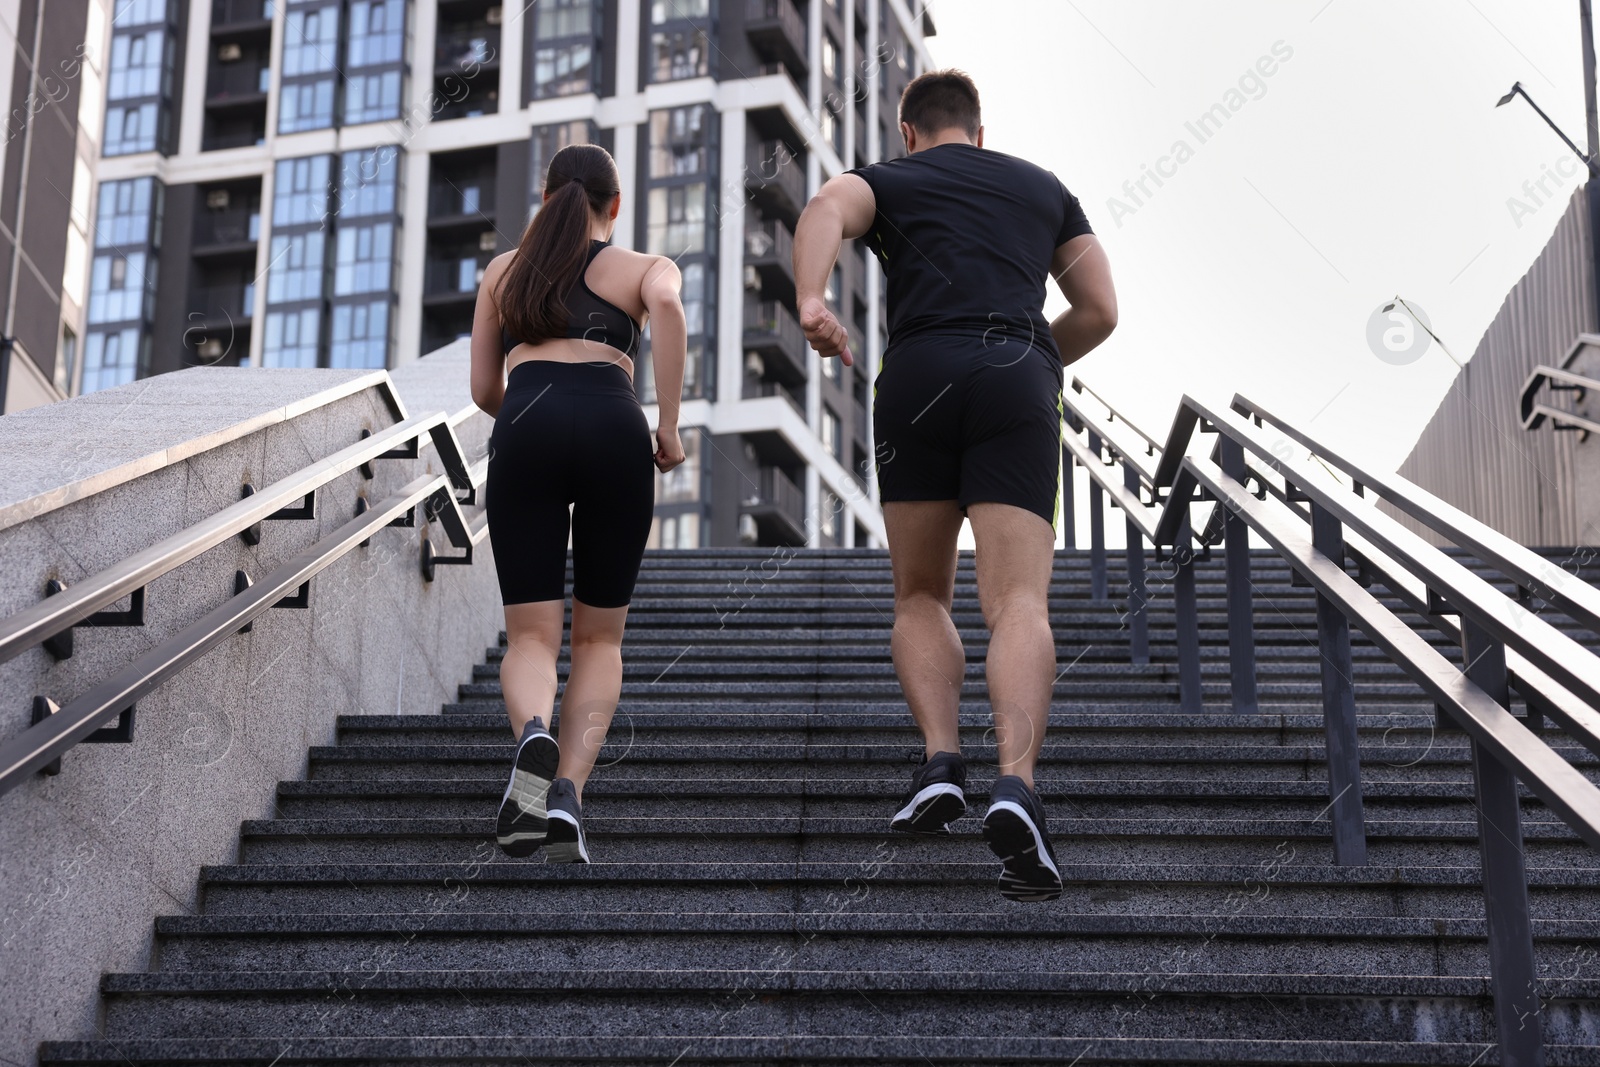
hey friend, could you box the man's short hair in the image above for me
[899,69,981,138]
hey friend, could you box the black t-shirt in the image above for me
[847,142,1093,360]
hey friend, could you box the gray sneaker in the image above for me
[495,722,558,858]
[544,777,590,864]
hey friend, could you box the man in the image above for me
[792,69,1117,902]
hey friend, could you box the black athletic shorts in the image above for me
[872,334,1064,528]
[485,360,656,608]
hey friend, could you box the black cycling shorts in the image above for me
[872,334,1064,528]
[485,360,656,608]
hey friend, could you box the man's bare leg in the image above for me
[882,500,967,758]
[967,502,1057,786]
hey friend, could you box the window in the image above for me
[266,232,326,303]
[278,79,335,132]
[649,104,710,177]
[656,428,701,502]
[81,327,142,393]
[347,0,404,66]
[653,511,701,550]
[112,0,169,26]
[263,308,321,367]
[104,102,157,155]
[682,262,705,336]
[651,27,707,81]
[539,0,593,35]
[273,156,332,225]
[651,0,708,21]
[339,147,400,217]
[822,34,840,88]
[88,252,152,323]
[330,300,389,367]
[283,6,338,75]
[333,222,393,294]
[95,178,156,248]
[821,406,841,459]
[819,491,841,545]
[344,70,401,125]
[108,30,164,99]
[646,183,705,255]
[533,41,594,98]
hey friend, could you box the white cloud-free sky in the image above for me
[925,0,1590,471]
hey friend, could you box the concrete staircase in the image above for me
[40,548,1600,1065]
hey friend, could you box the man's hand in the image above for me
[654,425,686,473]
[799,297,853,367]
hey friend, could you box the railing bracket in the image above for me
[358,429,377,479]
[41,579,146,660]
[388,505,416,528]
[377,436,420,460]
[32,696,135,775]
[355,496,373,546]
[421,537,472,583]
[268,490,316,521]
[275,580,310,609]
[234,570,254,632]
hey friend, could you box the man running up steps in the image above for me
[792,69,1118,902]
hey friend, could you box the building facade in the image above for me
[0,0,107,411]
[78,0,937,547]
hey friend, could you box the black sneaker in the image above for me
[544,777,590,864]
[890,751,968,834]
[982,775,1062,902]
[495,722,558,858]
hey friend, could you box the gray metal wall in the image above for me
[1390,187,1600,547]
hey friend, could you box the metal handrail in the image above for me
[1519,363,1600,434]
[1233,392,1600,635]
[1069,376,1163,453]
[1060,381,1600,1066]
[0,412,475,665]
[0,472,469,795]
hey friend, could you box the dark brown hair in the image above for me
[497,144,621,345]
[899,68,982,138]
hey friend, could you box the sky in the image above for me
[923,0,1592,546]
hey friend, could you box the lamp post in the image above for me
[1496,1,1600,327]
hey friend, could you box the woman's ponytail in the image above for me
[497,144,621,346]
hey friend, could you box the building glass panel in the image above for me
[530,0,598,99]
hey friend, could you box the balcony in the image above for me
[436,29,499,73]
[188,283,256,331]
[210,0,273,37]
[424,253,487,304]
[745,139,807,226]
[205,58,270,106]
[743,299,807,386]
[192,207,260,254]
[744,218,795,305]
[745,0,807,82]
[742,376,804,417]
[740,465,806,546]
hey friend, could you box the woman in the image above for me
[470,144,686,862]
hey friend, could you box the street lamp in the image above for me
[1495,80,1600,178]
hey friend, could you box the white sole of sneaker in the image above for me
[544,808,590,864]
[983,799,1062,902]
[890,782,967,834]
[495,730,559,856]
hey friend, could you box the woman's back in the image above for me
[494,241,659,373]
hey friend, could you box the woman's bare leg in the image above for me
[501,600,565,739]
[554,598,630,797]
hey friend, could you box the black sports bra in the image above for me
[501,240,641,360]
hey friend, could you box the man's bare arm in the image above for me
[793,173,876,367]
[1049,234,1117,367]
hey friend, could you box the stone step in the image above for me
[89,969,1600,1044]
[41,1033,1600,1065]
[146,912,1600,976]
[229,825,1600,869]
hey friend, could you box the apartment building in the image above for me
[0,0,108,411]
[80,0,936,547]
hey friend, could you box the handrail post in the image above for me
[1219,438,1259,713]
[1061,441,1076,550]
[1123,465,1149,665]
[1309,501,1368,865]
[1172,512,1203,713]
[1088,432,1107,601]
[1461,617,1545,1066]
